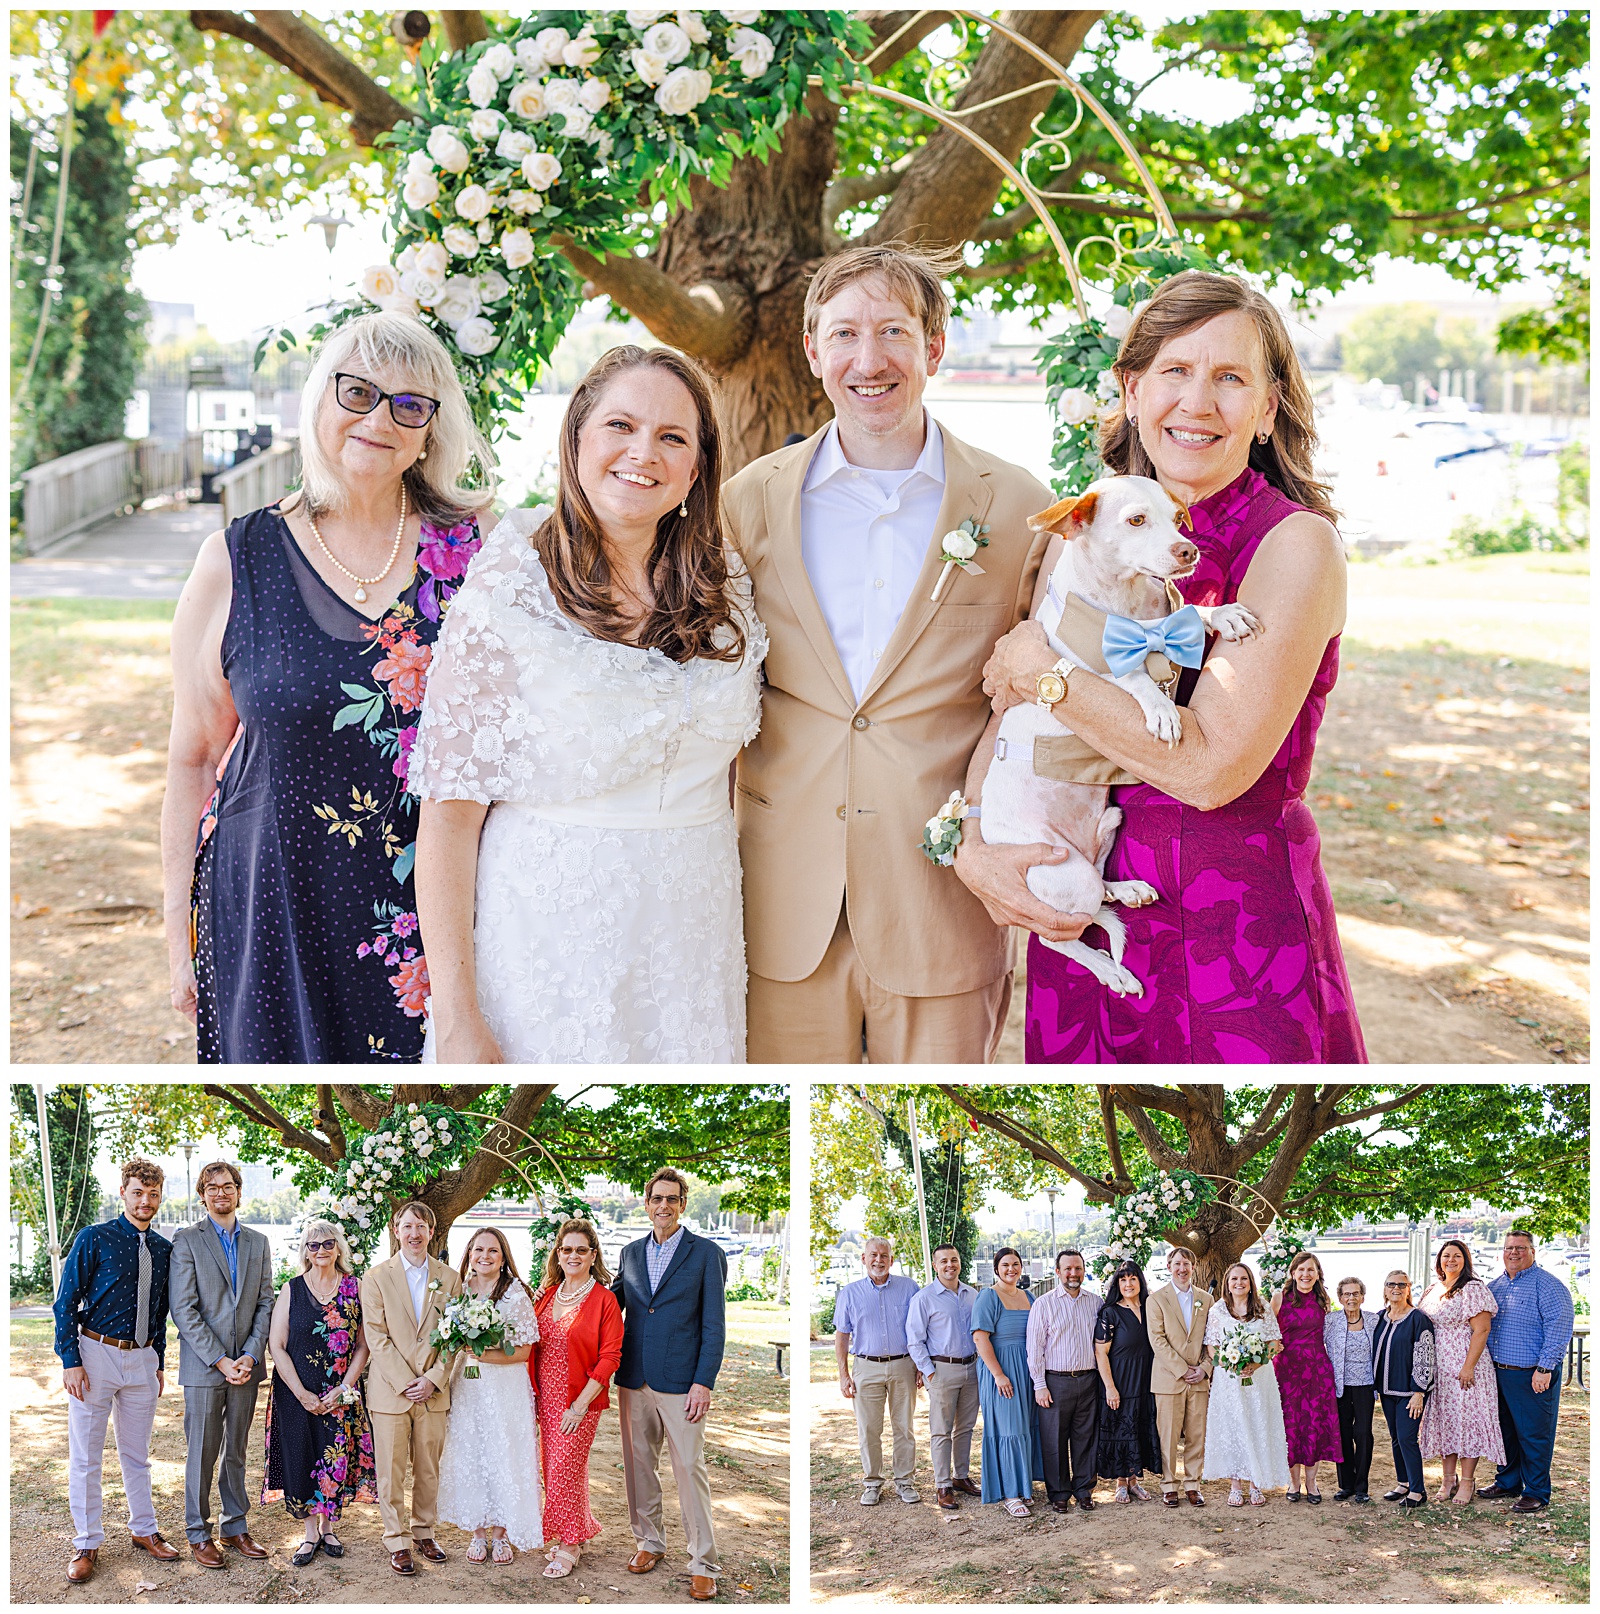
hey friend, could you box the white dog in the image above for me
[980,476,1261,996]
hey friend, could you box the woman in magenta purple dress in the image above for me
[1271,1252,1344,1501]
[979,271,1365,1062]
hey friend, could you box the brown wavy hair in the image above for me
[1221,1261,1267,1321]
[538,1217,613,1293]
[1434,1237,1476,1298]
[536,344,744,664]
[1100,270,1337,522]
[1281,1250,1333,1313]
[458,1226,534,1308]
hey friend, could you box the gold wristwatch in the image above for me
[1035,658,1074,713]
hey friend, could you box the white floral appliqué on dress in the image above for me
[408,507,767,1062]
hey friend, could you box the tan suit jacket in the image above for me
[1148,1282,1215,1396]
[360,1254,462,1415]
[723,422,1052,995]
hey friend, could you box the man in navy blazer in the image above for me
[612,1167,727,1602]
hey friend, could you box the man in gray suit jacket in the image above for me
[168,1162,274,1568]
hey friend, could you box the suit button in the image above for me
[648,1308,654,1314]
[852,715,869,731]
[836,805,847,820]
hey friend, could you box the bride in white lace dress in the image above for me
[1202,1262,1292,1503]
[410,347,765,1062]
[436,1231,543,1559]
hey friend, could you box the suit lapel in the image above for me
[653,1230,696,1299]
[200,1220,236,1298]
[857,429,994,706]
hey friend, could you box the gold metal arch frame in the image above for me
[826,10,1183,319]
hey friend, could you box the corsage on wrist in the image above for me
[920,791,979,867]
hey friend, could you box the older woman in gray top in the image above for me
[1324,1276,1382,1502]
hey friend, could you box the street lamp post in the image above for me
[180,1141,197,1224]
[1045,1186,1059,1266]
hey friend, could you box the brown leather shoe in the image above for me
[690,1575,717,1601]
[390,1549,416,1575]
[131,1531,181,1561]
[937,1487,960,1511]
[1076,1496,1096,1512]
[952,1476,981,1496]
[1050,1499,1070,1514]
[627,1549,665,1574]
[413,1538,447,1563]
[66,1549,98,1584]
[223,1532,268,1559]
[191,1539,226,1569]
[1162,1491,1181,1508]
[1187,1489,1206,1507]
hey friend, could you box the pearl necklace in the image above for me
[307,484,408,603]
[556,1276,596,1306]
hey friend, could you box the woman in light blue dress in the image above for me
[972,1248,1045,1516]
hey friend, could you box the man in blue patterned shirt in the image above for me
[1477,1229,1576,1513]
[53,1158,183,1585]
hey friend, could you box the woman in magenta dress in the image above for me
[1417,1238,1502,1504]
[979,270,1365,1062]
[1271,1252,1344,1501]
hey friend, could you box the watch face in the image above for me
[1037,672,1066,704]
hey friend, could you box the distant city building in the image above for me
[146,301,197,345]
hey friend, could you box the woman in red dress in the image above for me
[530,1217,624,1579]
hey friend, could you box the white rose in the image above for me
[476,218,495,243]
[404,151,434,182]
[435,275,482,325]
[476,268,511,301]
[521,150,563,190]
[543,76,581,113]
[627,8,671,24]
[442,223,480,258]
[578,76,612,112]
[414,240,449,280]
[943,530,978,561]
[534,26,570,65]
[466,63,499,108]
[1056,385,1097,426]
[468,107,505,142]
[454,182,491,221]
[563,30,602,68]
[440,1133,453,1145]
[641,20,692,63]
[655,64,711,115]
[376,290,420,317]
[728,25,775,77]
[427,126,471,172]
[482,40,516,80]
[507,78,547,120]
[493,130,534,165]
[500,228,536,268]
[395,243,419,274]
[630,48,670,86]
[678,9,710,44]
[402,171,440,209]
[418,1141,434,1157]
[560,106,594,139]
[514,37,548,74]
[1103,303,1134,339]
[505,188,543,215]
[720,8,761,22]
[359,263,400,303]
[398,266,442,304]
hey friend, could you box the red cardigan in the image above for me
[530,1283,625,1411]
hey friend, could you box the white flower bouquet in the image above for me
[1214,1322,1263,1388]
[430,1292,508,1379]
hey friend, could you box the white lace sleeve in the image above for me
[1203,1302,1227,1348]
[498,1282,540,1348]
[1260,1309,1283,1344]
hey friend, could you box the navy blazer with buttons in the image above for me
[611,1226,728,1395]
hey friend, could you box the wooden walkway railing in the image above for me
[215,441,302,527]
[20,435,204,554]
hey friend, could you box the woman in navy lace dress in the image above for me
[160,312,492,1061]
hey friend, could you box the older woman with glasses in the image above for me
[262,1220,376,1564]
[162,310,495,1062]
[1371,1271,1436,1509]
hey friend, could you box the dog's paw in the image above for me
[1105,880,1159,908]
[1103,962,1145,998]
[1209,603,1261,641]
[1141,698,1183,745]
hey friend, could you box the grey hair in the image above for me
[863,1236,894,1254]
[1337,1275,1367,1298]
[299,1217,354,1278]
[288,310,498,524]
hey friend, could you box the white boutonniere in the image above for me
[427,1278,442,1293]
[931,517,991,602]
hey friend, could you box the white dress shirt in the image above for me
[402,1252,429,1325]
[799,414,947,703]
[1175,1283,1195,1330]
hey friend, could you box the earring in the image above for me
[419,447,428,460]
[679,499,689,517]
[1256,431,1269,444]
[1127,414,1137,428]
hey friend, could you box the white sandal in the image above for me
[491,1537,514,1565]
[467,1537,489,1564]
[544,1544,580,1578]
[1004,1498,1031,1518]
[1228,1484,1245,1507]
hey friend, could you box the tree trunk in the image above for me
[1165,1201,1273,1297]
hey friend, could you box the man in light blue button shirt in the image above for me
[906,1245,980,1510]
[833,1237,921,1505]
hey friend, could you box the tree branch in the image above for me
[439,11,488,52]
[454,1084,558,1206]
[856,10,958,74]
[1330,1087,1430,1128]
[553,234,755,370]
[823,159,911,236]
[1395,171,1589,222]
[1108,1092,1185,1172]
[330,1084,391,1131]
[200,1084,339,1167]
[962,248,1048,282]
[939,1085,1117,1203]
[314,1084,347,1159]
[1233,1085,1297,1159]
[1097,1085,1130,1188]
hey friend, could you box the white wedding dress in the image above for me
[409,507,767,1062]
[1200,1303,1292,1488]
[436,1282,544,1550]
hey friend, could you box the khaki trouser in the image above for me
[851,1355,919,1486]
[619,1386,721,1578]
[747,906,1012,1064]
[923,1361,979,1488]
[371,1402,448,1552]
[68,1334,160,1550]
[1155,1383,1210,1492]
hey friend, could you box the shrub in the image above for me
[1448,510,1586,556]
[816,1294,836,1336]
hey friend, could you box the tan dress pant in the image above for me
[371,1401,448,1552]
[619,1386,721,1578]
[1155,1383,1210,1492]
[924,1361,980,1488]
[851,1356,919,1486]
[747,905,1012,1063]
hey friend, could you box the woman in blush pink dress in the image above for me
[530,1218,624,1579]
[1418,1238,1502,1504]
[1271,1253,1343,1501]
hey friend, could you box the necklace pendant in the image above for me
[353,585,368,603]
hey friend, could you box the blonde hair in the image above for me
[299,1218,354,1277]
[803,241,964,345]
[289,310,497,524]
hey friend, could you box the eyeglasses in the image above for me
[1383,1280,1409,1289]
[334,372,441,429]
[305,1239,337,1254]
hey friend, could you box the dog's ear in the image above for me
[1171,497,1194,532]
[1028,490,1099,536]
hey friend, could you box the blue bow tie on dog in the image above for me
[1101,604,1206,678]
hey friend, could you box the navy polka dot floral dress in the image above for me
[191,505,481,1062]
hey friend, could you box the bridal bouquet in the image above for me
[1214,1323,1264,1388]
[430,1293,507,1379]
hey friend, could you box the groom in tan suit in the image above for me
[360,1201,461,1574]
[723,242,1077,1063]
[1148,1247,1214,1505]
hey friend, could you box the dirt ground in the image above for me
[808,1345,1591,1604]
[9,557,1590,1065]
[8,1314,789,1605]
